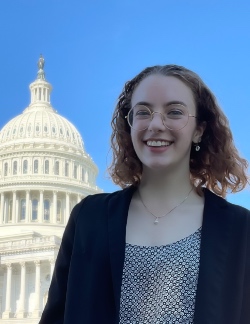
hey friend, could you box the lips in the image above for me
[146,140,173,147]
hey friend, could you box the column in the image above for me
[12,191,16,224]
[2,263,12,319]
[39,190,44,222]
[65,192,70,223]
[17,262,26,318]
[25,190,30,223]
[50,259,55,281]
[77,194,81,203]
[15,197,19,223]
[32,260,41,317]
[4,199,7,223]
[0,192,4,224]
[53,191,57,224]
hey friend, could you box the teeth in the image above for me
[147,141,172,147]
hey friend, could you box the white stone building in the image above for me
[0,57,101,323]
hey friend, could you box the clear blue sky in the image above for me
[0,0,249,208]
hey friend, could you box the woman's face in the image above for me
[130,74,204,173]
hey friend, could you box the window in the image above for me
[65,162,69,177]
[32,199,38,220]
[57,200,61,222]
[20,199,26,220]
[81,167,85,181]
[4,163,8,176]
[13,161,17,175]
[45,160,49,174]
[34,160,38,173]
[44,200,50,221]
[55,161,59,175]
[23,160,28,174]
[74,165,77,179]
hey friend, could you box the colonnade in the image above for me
[0,190,83,225]
[1,259,55,319]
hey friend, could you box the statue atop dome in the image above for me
[37,54,45,80]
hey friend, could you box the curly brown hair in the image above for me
[109,65,249,197]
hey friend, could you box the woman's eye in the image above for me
[167,109,184,117]
[136,110,151,116]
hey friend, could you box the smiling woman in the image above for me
[39,65,250,324]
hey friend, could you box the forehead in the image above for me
[131,74,195,108]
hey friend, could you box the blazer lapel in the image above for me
[194,189,233,324]
[107,186,137,318]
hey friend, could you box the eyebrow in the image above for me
[134,100,187,107]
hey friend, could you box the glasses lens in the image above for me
[127,105,152,130]
[163,104,189,130]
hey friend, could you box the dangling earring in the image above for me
[195,144,200,151]
[194,139,201,151]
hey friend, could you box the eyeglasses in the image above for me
[125,104,197,131]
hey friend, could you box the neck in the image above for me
[139,166,193,200]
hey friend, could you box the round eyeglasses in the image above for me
[125,104,197,131]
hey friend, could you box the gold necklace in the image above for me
[138,187,194,225]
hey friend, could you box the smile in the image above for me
[146,140,173,147]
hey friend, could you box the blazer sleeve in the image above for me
[39,199,84,324]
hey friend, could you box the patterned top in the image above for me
[119,227,202,324]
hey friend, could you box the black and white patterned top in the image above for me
[119,227,202,324]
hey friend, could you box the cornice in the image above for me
[0,235,61,256]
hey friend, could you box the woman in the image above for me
[39,65,249,324]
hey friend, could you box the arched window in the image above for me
[74,165,77,179]
[9,200,13,222]
[4,163,8,176]
[45,160,49,174]
[23,160,28,174]
[20,199,26,220]
[57,200,62,222]
[13,161,17,175]
[65,162,69,177]
[44,199,50,221]
[34,160,39,174]
[55,161,59,175]
[32,199,38,220]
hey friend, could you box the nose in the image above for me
[148,112,166,132]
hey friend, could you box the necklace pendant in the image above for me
[154,217,159,225]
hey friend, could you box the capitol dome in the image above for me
[0,56,101,323]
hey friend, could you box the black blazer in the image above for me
[39,187,250,324]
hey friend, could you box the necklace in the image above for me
[138,187,194,225]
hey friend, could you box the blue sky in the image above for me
[0,0,249,208]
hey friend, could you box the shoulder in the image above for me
[70,185,136,221]
[204,188,250,219]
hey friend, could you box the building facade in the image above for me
[0,57,101,323]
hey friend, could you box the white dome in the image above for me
[0,105,84,151]
[0,78,84,152]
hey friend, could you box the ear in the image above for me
[193,121,206,143]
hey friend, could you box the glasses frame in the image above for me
[125,104,197,131]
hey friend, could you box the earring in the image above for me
[195,144,200,152]
[194,139,201,151]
